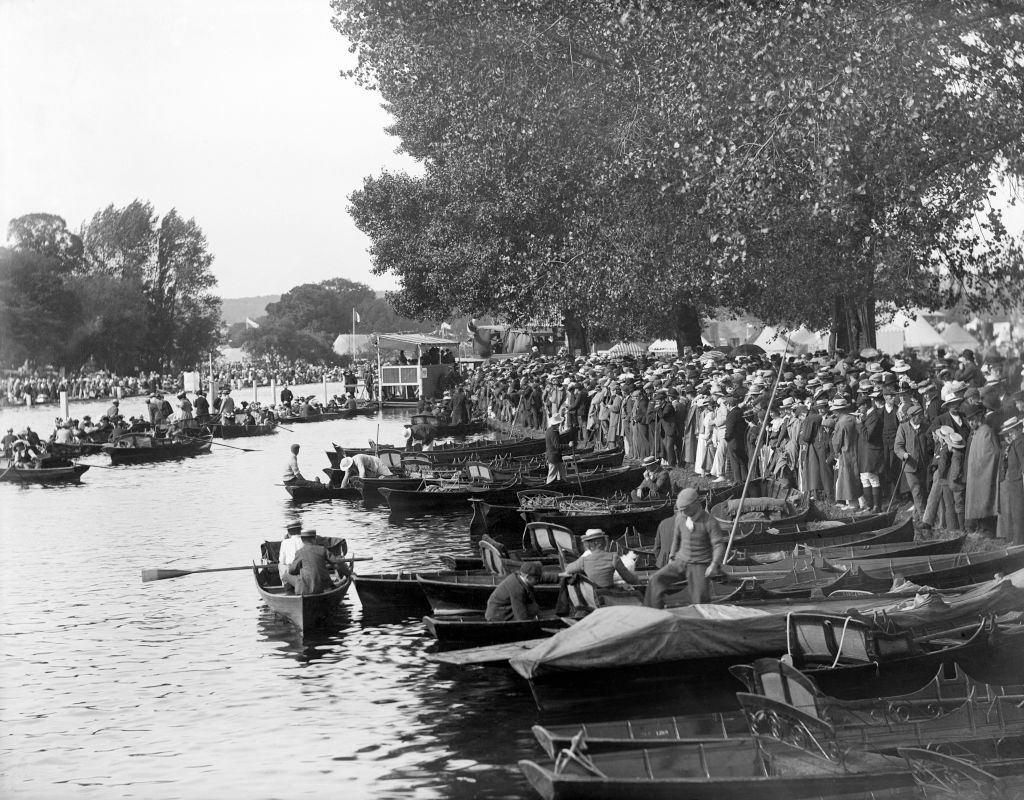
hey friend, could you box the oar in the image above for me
[188,436,259,453]
[142,557,373,582]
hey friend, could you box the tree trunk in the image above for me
[674,303,703,354]
[832,294,876,354]
[563,313,587,356]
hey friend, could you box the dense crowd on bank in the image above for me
[458,345,1024,542]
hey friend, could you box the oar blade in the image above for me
[141,567,189,582]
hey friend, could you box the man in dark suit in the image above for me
[894,404,933,518]
[286,529,349,595]
[545,413,570,483]
[723,395,748,483]
[485,561,542,621]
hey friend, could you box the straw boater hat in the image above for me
[339,456,354,471]
[641,455,660,468]
[948,432,966,449]
[1000,417,1022,436]
[891,359,911,373]
[581,528,607,543]
[829,398,851,411]
[299,528,317,539]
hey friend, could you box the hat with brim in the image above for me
[892,360,911,373]
[948,432,966,449]
[339,456,354,471]
[640,455,660,468]
[828,398,850,411]
[548,414,563,426]
[1000,416,1022,436]
[581,528,607,543]
[299,528,317,539]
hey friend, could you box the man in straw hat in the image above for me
[997,417,1024,543]
[562,529,640,590]
[286,528,349,595]
[633,455,672,500]
[545,412,572,483]
[644,488,726,608]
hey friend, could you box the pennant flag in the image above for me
[245,317,260,329]
[353,310,361,323]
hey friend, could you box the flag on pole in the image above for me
[440,321,452,333]
[245,317,260,329]
[353,310,361,323]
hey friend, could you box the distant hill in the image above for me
[219,295,280,325]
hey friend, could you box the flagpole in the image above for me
[351,308,355,360]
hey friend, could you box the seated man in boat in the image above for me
[632,456,673,500]
[562,529,640,591]
[345,395,358,411]
[52,421,73,445]
[485,561,543,621]
[644,487,726,608]
[277,522,304,591]
[239,403,256,426]
[287,528,349,595]
[338,453,394,488]
[406,421,438,451]
[283,443,322,487]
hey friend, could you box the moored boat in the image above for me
[253,563,352,631]
[284,483,363,503]
[423,612,568,645]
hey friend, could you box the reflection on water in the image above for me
[0,392,545,799]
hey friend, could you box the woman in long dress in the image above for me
[694,398,713,476]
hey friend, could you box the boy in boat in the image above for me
[338,453,393,488]
[287,529,349,595]
[283,443,321,487]
[485,561,542,621]
[561,529,640,591]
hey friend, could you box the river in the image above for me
[0,385,540,800]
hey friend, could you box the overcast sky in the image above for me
[2,2,1021,303]
[0,0,416,298]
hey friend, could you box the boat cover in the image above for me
[509,571,1024,679]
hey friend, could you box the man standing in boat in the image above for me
[545,413,571,484]
[485,561,542,621]
[644,487,727,608]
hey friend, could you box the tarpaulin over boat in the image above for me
[509,571,1024,680]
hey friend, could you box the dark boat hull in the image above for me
[417,574,563,615]
[423,613,567,644]
[104,438,212,465]
[0,462,90,483]
[202,423,277,439]
[284,483,363,502]
[252,564,352,631]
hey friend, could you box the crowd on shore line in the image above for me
[454,345,1024,543]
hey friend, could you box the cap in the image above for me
[676,488,700,508]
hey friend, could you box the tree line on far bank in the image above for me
[0,204,220,373]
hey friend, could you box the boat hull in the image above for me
[253,564,351,631]
[104,438,212,465]
[0,462,90,483]
[423,613,567,644]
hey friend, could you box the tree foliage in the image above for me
[240,277,439,361]
[337,0,1024,348]
[3,202,222,371]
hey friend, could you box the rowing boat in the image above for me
[283,483,363,502]
[423,613,568,645]
[710,478,811,534]
[0,458,90,483]
[252,564,352,631]
[102,433,213,465]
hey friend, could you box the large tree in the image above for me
[0,247,81,366]
[337,0,1024,349]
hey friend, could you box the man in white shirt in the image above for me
[338,453,393,488]
[277,523,304,590]
[283,443,320,487]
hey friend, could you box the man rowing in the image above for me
[283,443,321,487]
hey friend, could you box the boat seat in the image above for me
[564,574,602,612]
[524,522,579,558]
[377,450,403,469]
[479,539,508,575]
[465,462,496,482]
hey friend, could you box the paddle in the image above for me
[187,436,259,453]
[141,557,373,582]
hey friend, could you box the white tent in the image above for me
[941,322,981,352]
[753,326,829,354]
[877,311,945,351]
[606,341,648,356]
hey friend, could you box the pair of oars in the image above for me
[141,557,372,583]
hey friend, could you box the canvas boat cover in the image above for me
[509,571,1024,679]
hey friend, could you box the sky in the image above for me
[0,0,417,298]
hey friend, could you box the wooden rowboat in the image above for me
[423,613,568,645]
[0,458,90,483]
[102,433,213,465]
[710,477,811,534]
[283,483,363,503]
[253,564,352,631]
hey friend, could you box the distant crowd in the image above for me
[457,344,1024,542]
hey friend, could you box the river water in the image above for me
[0,385,541,800]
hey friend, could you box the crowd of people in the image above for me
[458,344,1024,542]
